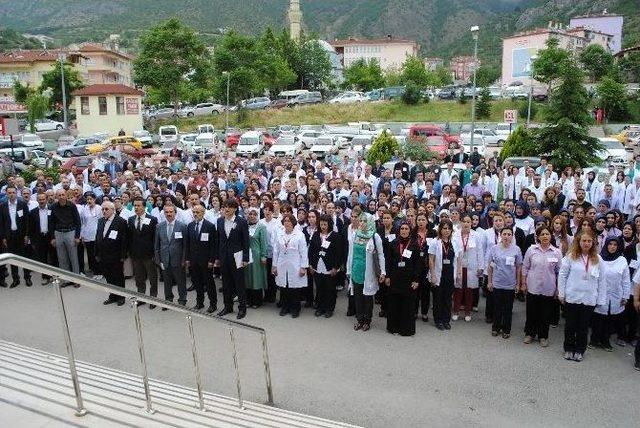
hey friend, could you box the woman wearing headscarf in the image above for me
[594,214,608,252]
[245,207,268,308]
[309,214,342,318]
[558,231,607,362]
[590,237,631,351]
[622,222,639,345]
[522,225,562,347]
[429,219,457,331]
[347,214,386,332]
[452,213,484,322]
[385,222,421,336]
[514,201,535,236]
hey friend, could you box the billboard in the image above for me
[512,47,538,78]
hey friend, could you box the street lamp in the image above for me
[222,71,230,131]
[469,25,479,153]
[59,54,68,129]
[527,54,538,127]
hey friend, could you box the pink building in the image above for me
[449,56,479,81]
[424,57,443,71]
[330,36,419,72]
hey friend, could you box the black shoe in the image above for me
[218,308,233,316]
[9,280,19,288]
[635,361,640,371]
[192,304,205,310]
[136,301,146,307]
[315,309,324,317]
[206,305,216,313]
[485,317,493,324]
[444,323,451,330]
[422,315,429,323]
[0,280,7,288]
[149,304,156,310]
[346,309,356,317]
[117,299,125,306]
[237,310,246,320]
[103,298,118,305]
[25,278,32,287]
[291,311,300,318]
[279,307,289,316]
[276,300,283,308]
[41,278,51,286]
[324,311,333,318]
[162,307,169,311]
[436,323,445,331]
[187,285,196,292]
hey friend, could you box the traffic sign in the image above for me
[504,109,518,123]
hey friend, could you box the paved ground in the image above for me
[0,272,638,428]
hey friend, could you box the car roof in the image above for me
[241,131,261,138]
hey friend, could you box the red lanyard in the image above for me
[442,241,450,257]
[417,232,425,248]
[581,255,590,274]
[399,242,407,257]
[462,233,469,252]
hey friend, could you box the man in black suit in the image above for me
[127,197,158,309]
[214,199,250,319]
[185,203,217,313]
[27,192,54,285]
[0,185,31,287]
[95,200,128,306]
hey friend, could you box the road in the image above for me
[0,272,637,428]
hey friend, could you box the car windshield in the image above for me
[483,130,497,136]
[275,137,295,145]
[315,138,333,145]
[183,135,196,142]
[134,131,149,137]
[601,140,623,149]
[426,136,447,146]
[352,137,371,144]
[161,128,176,135]
[239,136,259,145]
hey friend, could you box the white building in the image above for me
[330,36,419,72]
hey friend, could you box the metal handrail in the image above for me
[0,253,274,416]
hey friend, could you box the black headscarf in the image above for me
[600,236,621,262]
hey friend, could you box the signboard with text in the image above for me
[125,98,139,115]
[503,109,518,123]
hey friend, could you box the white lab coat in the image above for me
[595,257,631,315]
[428,238,458,286]
[504,174,522,200]
[558,255,607,306]
[346,233,386,296]
[452,230,484,288]
[272,229,309,288]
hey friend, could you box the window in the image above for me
[116,96,125,115]
[98,96,107,115]
[80,96,90,115]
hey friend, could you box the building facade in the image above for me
[570,12,623,53]
[316,40,344,84]
[330,36,419,72]
[449,56,480,81]
[72,84,143,136]
[424,57,444,71]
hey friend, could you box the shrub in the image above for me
[21,166,61,184]
[402,139,435,162]
[366,130,400,165]
[476,88,491,119]
[401,82,422,105]
[517,100,537,122]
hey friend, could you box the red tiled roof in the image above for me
[77,43,133,59]
[0,50,65,63]
[72,84,143,96]
[330,37,418,46]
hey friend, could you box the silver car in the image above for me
[57,137,103,157]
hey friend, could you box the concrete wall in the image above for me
[501,33,548,87]
[570,16,623,53]
[74,94,142,136]
[342,43,418,72]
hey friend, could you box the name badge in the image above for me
[420,251,424,257]
[590,267,599,278]
[321,240,330,249]
[630,259,639,269]
[108,230,118,239]
[468,241,476,249]
[402,167,407,172]
[402,249,412,258]
[547,257,558,263]
[319,251,326,257]
[142,218,151,225]
[200,232,209,241]
[398,261,406,267]
[17,210,23,217]
[505,256,515,266]
[387,234,396,241]
[47,210,51,216]
[249,228,256,237]
[174,231,183,239]
[443,259,451,265]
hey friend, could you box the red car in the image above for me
[408,125,460,158]
[61,156,95,173]
[119,143,158,159]
[225,128,242,149]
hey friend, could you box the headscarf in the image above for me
[600,236,621,261]
[354,213,376,244]
[622,221,636,244]
[395,221,412,246]
[515,201,530,220]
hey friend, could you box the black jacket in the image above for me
[215,215,250,265]
[385,238,422,295]
[0,199,29,240]
[308,230,342,271]
[95,216,128,263]
[127,214,157,259]
[27,206,53,243]
[185,219,216,265]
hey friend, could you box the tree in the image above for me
[434,65,453,86]
[475,66,500,87]
[619,51,640,83]
[579,44,615,82]
[25,93,50,133]
[297,40,332,89]
[343,59,385,91]
[13,80,34,103]
[532,38,571,91]
[535,119,602,169]
[39,61,84,110]
[366,130,399,164]
[499,125,535,162]
[476,88,492,119]
[545,60,591,126]
[597,76,629,121]
[134,18,211,113]
[401,81,422,104]
[517,100,537,122]
[400,56,436,87]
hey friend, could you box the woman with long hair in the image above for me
[558,231,607,362]
[522,225,563,347]
[551,215,572,256]
[413,213,435,322]
[308,214,342,318]
[376,207,396,317]
[429,219,457,331]
[452,213,484,322]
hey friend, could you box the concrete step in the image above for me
[0,340,361,428]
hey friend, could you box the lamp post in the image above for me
[527,54,538,127]
[59,54,68,130]
[222,71,230,131]
[469,25,479,153]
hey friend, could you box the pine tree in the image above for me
[475,88,492,119]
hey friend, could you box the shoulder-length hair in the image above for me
[567,230,599,264]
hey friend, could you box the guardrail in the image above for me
[0,253,274,416]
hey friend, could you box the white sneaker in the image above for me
[451,314,459,321]
[464,315,471,322]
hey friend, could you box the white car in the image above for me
[351,134,374,153]
[597,137,628,165]
[34,119,65,132]
[132,130,153,148]
[296,130,322,149]
[179,133,200,152]
[159,125,179,145]
[460,128,505,148]
[328,92,367,104]
[310,135,340,158]
[236,131,265,157]
[495,123,515,137]
[190,103,225,116]
[268,135,302,157]
[19,133,44,149]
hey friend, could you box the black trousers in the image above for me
[415,276,431,317]
[221,260,247,311]
[280,285,301,314]
[621,298,638,343]
[264,258,277,303]
[31,234,53,280]
[315,272,337,313]
[247,289,263,306]
[377,285,388,315]
[85,241,98,274]
[550,299,561,326]
[590,311,624,347]
[353,282,373,324]
[524,293,554,339]
[101,259,125,302]
[483,275,494,320]
[432,280,453,325]
[162,266,186,304]
[303,272,315,305]
[132,258,158,297]
[492,288,515,334]
[190,263,216,306]
[564,303,594,354]
[386,292,416,336]
[4,231,30,281]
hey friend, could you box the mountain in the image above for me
[0,0,637,65]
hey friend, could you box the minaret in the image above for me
[288,0,302,42]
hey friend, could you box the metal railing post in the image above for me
[228,327,243,409]
[131,297,155,414]
[53,277,87,417]
[261,332,274,405]
[186,315,206,411]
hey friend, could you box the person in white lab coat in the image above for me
[272,213,309,318]
[452,213,483,322]
[590,237,631,351]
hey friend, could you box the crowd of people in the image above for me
[2,144,640,369]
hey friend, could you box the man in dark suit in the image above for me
[27,192,54,285]
[214,199,250,319]
[154,204,187,308]
[0,185,31,287]
[185,203,217,312]
[128,197,158,309]
[96,200,128,306]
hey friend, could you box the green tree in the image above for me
[400,56,436,87]
[343,59,385,91]
[545,60,591,126]
[39,61,84,110]
[401,81,422,104]
[532,38,571,91]
[25,92,50,133]
[597,76,629,121]
[402,140,435,161]
[297,40,332,89]
[499,125,535,162]
[434,65,453,86]
[134,18,210,113]
[366,130,399,164]
[535,119,602,169]
[579,44,614,83]
[476,88,492,119]
[619,51,640,83]
[475,66,500,87]
[13,80,34,103]
[517,100,537,122]
[385,70,402,86]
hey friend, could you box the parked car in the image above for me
[149,108,178,120]
[328,92,366,104]
[224,128,242,149]
[597,137,628,165]
[57,137,102,157]
[382,86,406,100]
[18,133,44,149]
[195,102,224,116]
[437,87,456,100]
[132,130,154,148]
[179,133,199,152]
[86,136,143,155]
[365,89,383,101]
[494,123,515,137]
[532,86,548,102]
[295,130,322,149]
[460,128,505,148]
[485,86,503,100]
[268,135,302,156]
[34,118,65,132]
[242,97,271,110]
[159,125,179,145]
[269,99,289,109]
[288,91,322,107]
[310,135,341,158]
[503,157,542,169]
[351,134,374,153]
[236,131,265,157]
[408,125,461,158]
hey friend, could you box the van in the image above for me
[159,125,179,145]
[288,91,322,107]
[277,90,309,101]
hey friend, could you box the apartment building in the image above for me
[330,35,419,72]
